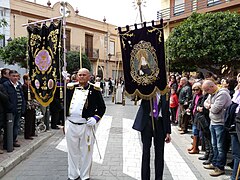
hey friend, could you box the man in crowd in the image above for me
[65,68,106,180]
[0,83,9,153]
[177,77,192,134]
[3,70,25,148]
[0,68,10,84]
[203,79,232,176]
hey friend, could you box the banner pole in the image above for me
[62,2,67,123]
[80,43,82,69]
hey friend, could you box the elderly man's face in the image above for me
[180,79,186,86]
[202,84,214,94]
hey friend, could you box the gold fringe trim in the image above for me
[124,85,169,101]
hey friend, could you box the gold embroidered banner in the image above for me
[118,20,168,100]
[27,21,62,107]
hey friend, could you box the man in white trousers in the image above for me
[65,68,106,180]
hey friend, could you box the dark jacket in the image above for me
[0,77,9,84]
[0,84,9,127]
[3,80,26,115]
[67,83,106,121]
[133,94,171,135]
[178,84,192,105]
[188,94,203,126]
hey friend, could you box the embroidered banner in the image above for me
[118,20,168,100]
[27,21,62,107]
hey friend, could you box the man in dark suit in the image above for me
[133,93,171,180]
[3,70,25,148]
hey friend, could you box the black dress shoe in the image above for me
[25,137,34,140]
[203,159,211,165]
[51,126,60,130]
[198,155,208,161]
[13,143,20,147]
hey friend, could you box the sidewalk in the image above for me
[0,129,59,178]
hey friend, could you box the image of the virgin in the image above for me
[35,79,40,89]
[137,49,151,76]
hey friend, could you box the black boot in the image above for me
[199,135,210,160]
[202,133,213,165]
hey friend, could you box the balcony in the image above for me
[70,45,99,61]
[85,48,99,61]
[157,0,240,22]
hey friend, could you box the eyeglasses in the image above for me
[192,89,200,91]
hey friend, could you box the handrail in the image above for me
[157,0,239,21]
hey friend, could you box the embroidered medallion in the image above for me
[35,49,52,72]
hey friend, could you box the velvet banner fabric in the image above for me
[118,19,168,100]
[27,21,62,107]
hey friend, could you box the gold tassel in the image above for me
[28,89,31,101]
[60,87,63,99]
[134,95,137,106]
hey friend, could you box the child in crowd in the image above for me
[170,87,178,124]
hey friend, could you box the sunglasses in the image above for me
[193,89,200,91]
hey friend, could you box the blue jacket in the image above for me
[133,94,171,135]
[3,80,26,115]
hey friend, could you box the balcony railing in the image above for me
[157,0,238,21]
[85,48,99,60]
[70,45,99,60]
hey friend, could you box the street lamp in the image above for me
[7,37,12,43]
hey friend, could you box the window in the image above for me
[174,0,185,15]
[85,34,93,58]
[207,0,221,6]
[109,41,115,56]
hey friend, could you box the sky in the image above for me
[27,0,161,27]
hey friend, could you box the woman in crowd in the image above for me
[186,82,203,154]
[22,74,38,139]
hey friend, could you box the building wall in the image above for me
[0,0,11,47]
[9,0,123,80]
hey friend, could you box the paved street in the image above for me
[1,97,232,180]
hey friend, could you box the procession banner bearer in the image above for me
[65,68,106,180]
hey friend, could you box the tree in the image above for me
[166,12,240,77]
[66,51,91,74]
[0,36,28,67]
[0,18,7,39]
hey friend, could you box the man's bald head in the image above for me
[77,68,91,86]
[202,79,217,94]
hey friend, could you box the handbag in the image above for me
[196,113,209,130]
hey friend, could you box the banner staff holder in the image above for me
[22,16,63,27]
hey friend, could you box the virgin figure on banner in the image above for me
[137,49,151,76]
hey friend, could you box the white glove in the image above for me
[62,70,70,79]
[86,117,97,126]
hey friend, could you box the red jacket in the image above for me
[170,93,178,108]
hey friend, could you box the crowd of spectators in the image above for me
[169,71,240,179]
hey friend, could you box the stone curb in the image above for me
[0,131,54,178]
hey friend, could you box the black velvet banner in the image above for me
[118,19,168,100]
[27,21,62,107]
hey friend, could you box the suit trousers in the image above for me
[65,121,94,180]
[141,116,165,180]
